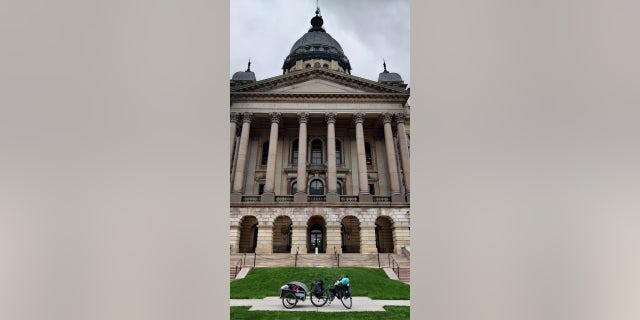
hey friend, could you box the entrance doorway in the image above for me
[307,215,326,253]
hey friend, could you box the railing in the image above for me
[372,196,392,203]
[241,196,260,202]
[233,259,241,280]
[232,253,246,281]
[308,195,326,202]
[390,255,400,277]
[275,195,294,202]
[340,195,359,202]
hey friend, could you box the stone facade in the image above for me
[230,8,410,258]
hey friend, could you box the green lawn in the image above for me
[230,306,410,320]
[230,267,409,300]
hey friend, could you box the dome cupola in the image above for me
[378,60,403,84]
[282,8,351,74]
[231,60,256,83]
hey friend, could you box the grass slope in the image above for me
[230,306,410,320]
[230,267,409,299]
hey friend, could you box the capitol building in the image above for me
[229,7,410,264]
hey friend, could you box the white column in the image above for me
[382,113,402,202]
[325,112,339,202]
[231,112,252,201]
[294,112,309,202]
[262,112,281,202]
[353,113,371,202]
[395,113,410,198]
[230,112,239,163]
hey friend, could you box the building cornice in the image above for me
[230,202,410,209]
[231,68,408,94]
[231,92,409,104]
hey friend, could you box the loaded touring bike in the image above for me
[310,278,352,309]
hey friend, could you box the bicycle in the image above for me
[309,278,352,309]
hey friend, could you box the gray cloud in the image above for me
[231,0,410,85]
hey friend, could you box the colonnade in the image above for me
[230,111,410,203]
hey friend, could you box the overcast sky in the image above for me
[230,0,410,85]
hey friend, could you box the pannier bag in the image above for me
[312,279,324,298]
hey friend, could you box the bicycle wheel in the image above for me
[282,292,297,309]
[340,296,352,309]
[340,286,352,309]
[310,291,328,307]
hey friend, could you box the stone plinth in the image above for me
[261,193,275,203]
[325,225,342,254]
[255,226,273,254]
[358,194,373,203]
[359,226,378,254]
[290,225,308,254]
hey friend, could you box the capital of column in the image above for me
[381,112,393,124]
[395,112,407,124]
[270,112,282,123]
[325,112,337,124]
[241,112,253,123]
[230,112,240,123]
[297,112,310,123]
[353,112,366,124]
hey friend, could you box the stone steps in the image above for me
[397,267,410,284]
[229,253,410,283]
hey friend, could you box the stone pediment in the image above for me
[269,78,372,93]
[231,68,408,94]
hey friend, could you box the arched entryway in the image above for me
[341,216,361,253]
[375,216,394,253]
[239,215,258,253]
[307,216,326,253]
[272,216,292,253]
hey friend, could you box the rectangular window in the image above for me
[365,143,373,165]
[368,184,375,195]
[258,184,265,195]
[311,150,322,164]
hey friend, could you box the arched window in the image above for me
[261,142,269,165]
[305,63,311,69]
[314,62,321,68]
[311,139,323,165]
[309,179,324,195]
[290,181,297,195]
[291,139,299,165]
[335,140,342,165]
[323,64,329,68]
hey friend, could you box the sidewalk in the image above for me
[230,297,410,312]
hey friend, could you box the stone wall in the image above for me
[230,205,410,254]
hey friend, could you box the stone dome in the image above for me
[282,9,351,73]
[231,71,256,82]
[378,61,403,83]
[231,61,256,82]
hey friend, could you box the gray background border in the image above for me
[2,1,640,320]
